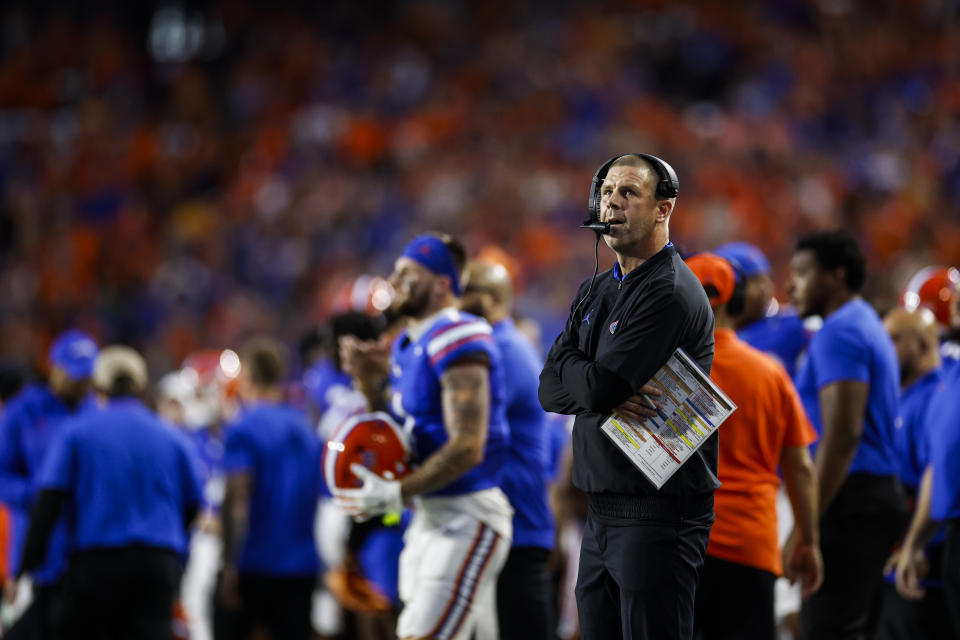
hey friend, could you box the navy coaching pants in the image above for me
[576,493,713,640]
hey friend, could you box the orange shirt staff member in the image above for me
[687,253,823,640]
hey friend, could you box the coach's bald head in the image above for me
[460,261,513,325]
[884,307,941,388]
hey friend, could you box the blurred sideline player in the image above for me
[686,254,821,640]
[503,313,577,640]
[312,277,403,640]
[711,243,819,633]
[786,230,907,638]
[883,308,944,502]
[0,329,98,639]
[713,242,812,378]
[873,308,951,639]
[896,276,960,635]
[323,309,409,640]
[20,345,203,639]
[302,300,385,639]
[158,349,240,514]
[460,261,556,640]
[336,233,512,640]
[497,309,575,640]
[215,337,321,640]
[156,348,240,640]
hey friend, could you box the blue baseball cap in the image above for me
[49,330,99,380]
[401,235,462,296]
[712,242,771,279]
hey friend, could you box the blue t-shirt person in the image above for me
[493,318,555,550]
[222,402,321,576]
[796,299,900,476]
[0,385,93,582]
[893,368,942,491]
[37,398,203,555]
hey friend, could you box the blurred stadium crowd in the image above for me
[0,0,959,375]
[1,1,960,640]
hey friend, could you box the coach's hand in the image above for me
[333,464,403,522]
[613,384,662,424]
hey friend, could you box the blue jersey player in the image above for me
[335,234,512,640]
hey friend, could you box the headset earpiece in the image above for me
[636,153,680,200]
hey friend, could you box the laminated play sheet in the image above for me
[601,348,737,489]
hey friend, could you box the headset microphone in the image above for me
[580,221,611,234]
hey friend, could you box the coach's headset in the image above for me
[581,153,680,234]
[572,153,680,317]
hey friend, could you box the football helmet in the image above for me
[324,412,411,491]
[901,266,960,329]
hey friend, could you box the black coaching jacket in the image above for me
[539,243,720,499]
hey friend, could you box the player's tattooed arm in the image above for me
[399,360,490,499]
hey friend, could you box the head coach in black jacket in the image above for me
[539,153,717,640]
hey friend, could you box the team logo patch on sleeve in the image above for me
[609,320,619,335]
